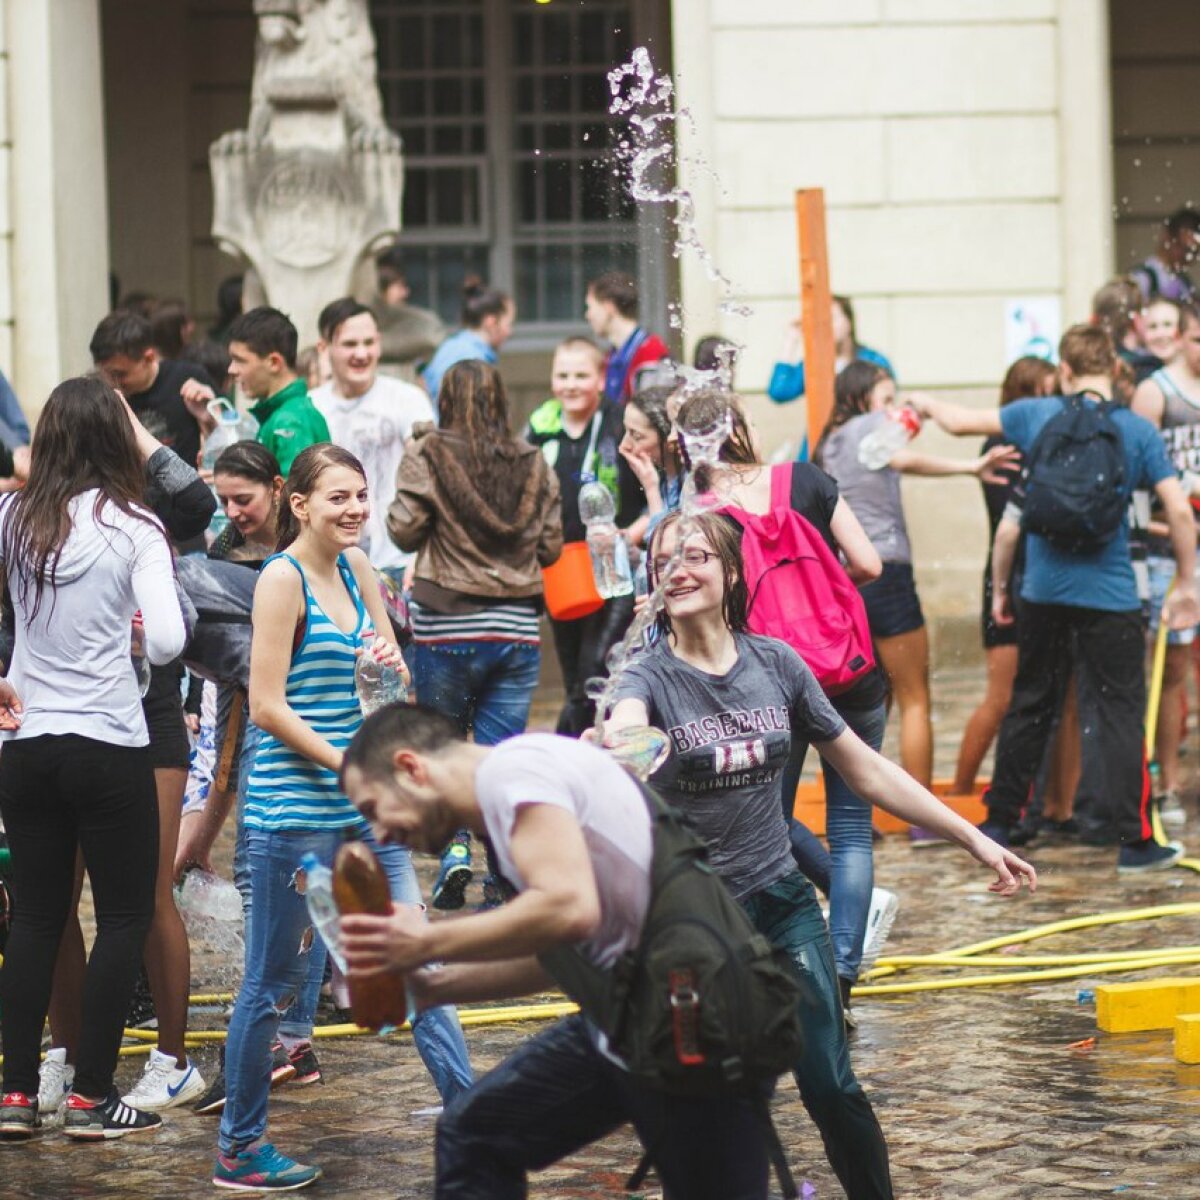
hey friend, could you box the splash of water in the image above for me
[608,48,752,325]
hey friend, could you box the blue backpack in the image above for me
[1020,393,1127,554]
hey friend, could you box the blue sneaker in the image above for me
[431,840,473,911]
[213,1142,321,1192]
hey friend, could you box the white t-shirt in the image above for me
[312,375,434,573]
[0,491,186,746]
[477,733,653,968]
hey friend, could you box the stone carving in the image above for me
[211,0,403,345]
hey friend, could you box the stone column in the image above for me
[7,0,110,410]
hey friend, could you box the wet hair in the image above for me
[813,360,890,465]
[627,385,675,462]
[553,335,605,372]
[2,376,161,619]
[460,276,511,329]
[318,297,376,343]
[1165,208,1200,239]
[674,388,758,473]
[647,510,749,641]
[214,440,282,489]
[692,336,736,373]
[149,298,192,360]
[276,443,366,551]
[1058,324,1116,379]
[89,310,154,363]
[1000,356,1057,408]
[228,306,299,370]
[340,702,465,788]
[437,360,539,520]
[1092,278,1143,346]
[587,271,639,319]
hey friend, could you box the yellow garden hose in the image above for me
[1145,578,1173,846]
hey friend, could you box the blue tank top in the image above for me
[244,552,372,832]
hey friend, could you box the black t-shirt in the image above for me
[128,359,213,472]
[550,403,644,543]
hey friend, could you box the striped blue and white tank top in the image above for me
[244,552,371,831]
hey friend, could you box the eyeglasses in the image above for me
[651,548,719,575]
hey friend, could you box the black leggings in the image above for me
[0,734,158,1099]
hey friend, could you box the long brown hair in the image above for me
[436,359,544,525]
[276,443,367,551]
[1,376,159,619]
[813,360,890,465]
[647,510,749,641]
[674,388,758,498]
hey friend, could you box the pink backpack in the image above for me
[727,464,875,695]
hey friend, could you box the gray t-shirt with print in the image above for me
[612,633,845,900]
[819,410,912,564]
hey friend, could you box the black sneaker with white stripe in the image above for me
[62,1089,162,1139]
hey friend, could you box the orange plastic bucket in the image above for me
[543,541,603,621]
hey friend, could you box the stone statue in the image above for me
[210,0,403,347]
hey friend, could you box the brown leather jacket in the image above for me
[388,423,563,600]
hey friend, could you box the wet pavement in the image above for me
[5,666,1200,1199]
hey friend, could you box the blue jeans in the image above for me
[435,1015,770,1200]
[413,639,541,747]
[740,872,893,1200]
[219,827,473,1154]
[787,697,886,982]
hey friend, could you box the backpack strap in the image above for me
[769,462,791,510]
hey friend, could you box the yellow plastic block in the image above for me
[1095,978,1200,1033]
[1175,1013,1200,1064]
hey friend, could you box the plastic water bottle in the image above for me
[579,477,633,598]
[354,632,407,717]
[299,852,348,972]
[857,406,922,471]
[200,401,244,474]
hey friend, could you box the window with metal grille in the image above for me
[372,0,665,338]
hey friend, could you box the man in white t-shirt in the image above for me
[338,707,772,1200]
[312,299,434,581]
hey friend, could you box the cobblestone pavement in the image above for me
[5,667,1200,1199]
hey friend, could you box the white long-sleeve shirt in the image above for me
[0,490,186,746]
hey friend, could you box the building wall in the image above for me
[0,0,12,377]
[671,0,1113,640]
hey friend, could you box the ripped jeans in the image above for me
[219,826,473,1154]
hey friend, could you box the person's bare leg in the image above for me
[1042,677,1082,822]
[953,645,1018,794]
[143,766,190,1066]
[1155,645,1189,795]
[46,852,86,1059]
[875,626,933,789]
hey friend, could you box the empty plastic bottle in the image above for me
[333,840,408,1031]
[578,476,633,598]
[354,632,407,717]
[299,852,348,973]
[857,406,922,471]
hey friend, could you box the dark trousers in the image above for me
[435,1014,770,1199]
[742,873,894,1200]
[986,602,1151,844]
[550,594,635,736]
[0,734,158,1098]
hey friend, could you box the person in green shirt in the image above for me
[227,307,330,474]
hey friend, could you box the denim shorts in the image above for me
[860,560,924,639]
[1147,555,1198,645]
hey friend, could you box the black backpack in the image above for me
[1020,392,1127,554]
[536,783,809,1196]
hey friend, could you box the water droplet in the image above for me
[1133,158,1142,167]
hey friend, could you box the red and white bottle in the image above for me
[857,406,922,471]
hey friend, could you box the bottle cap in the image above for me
[299,852,320,872]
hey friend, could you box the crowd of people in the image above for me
[0,218,1194,1198]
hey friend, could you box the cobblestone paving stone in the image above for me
[4,668,1200,1198]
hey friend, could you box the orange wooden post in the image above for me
[795,189,835,453]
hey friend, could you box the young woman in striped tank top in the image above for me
[215,444,472,1193]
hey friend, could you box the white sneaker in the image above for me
[859,887,900,977]
[120,1048,206,1111]
[37,1046,74,1121]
